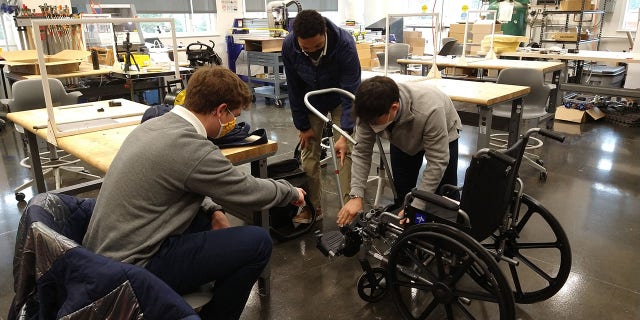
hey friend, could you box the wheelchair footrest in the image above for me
[315,230,344,257]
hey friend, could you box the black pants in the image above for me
[390,138,459,207]
[145,211,272,320]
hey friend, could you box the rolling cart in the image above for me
[247,51,288,107]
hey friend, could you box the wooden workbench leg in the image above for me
[251,158,271,296]
[26,131,47,193]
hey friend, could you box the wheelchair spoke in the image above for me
[454,288,502,303]
[509,263,525,297]
[445,303,454,320]
[401,246,438,281]
[516,241,559,249]
[514,251,554,282]
[394,279,433,292]
[416,299,441,320]
[515,206,535,233]
[453,300,478,320]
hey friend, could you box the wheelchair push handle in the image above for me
[303,88,357,145]
[524,127,565,143]
[485,149,517,166]
[538,128,566,143]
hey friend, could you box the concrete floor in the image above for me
[0,100,639,320]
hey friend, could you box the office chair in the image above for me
[0,78,101,200]
[438,37,460,56]
[490,68,554,180]
[375,43,410,73]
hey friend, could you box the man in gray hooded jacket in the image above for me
[337,76,462,226]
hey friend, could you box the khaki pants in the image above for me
[300,106,352,210]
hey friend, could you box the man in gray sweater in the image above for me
[337,76,462,226]
[83,66,305,319]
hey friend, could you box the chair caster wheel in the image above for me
[275,99,284,108]
[15,192,26,202]
[539,171,548,181]
[536,159,544,166]
[357,267,387,302]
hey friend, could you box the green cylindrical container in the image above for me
[488,0,529,36]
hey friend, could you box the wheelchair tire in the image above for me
[357,267,387,303]
[483,193,572,304]
[387,223,516,320]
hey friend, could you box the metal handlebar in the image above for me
[303,88,357,145]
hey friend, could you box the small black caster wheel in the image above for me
[265,97,273,105]
[536,159,544,166]
[15,192,26,202]
[357,267,387,302]
[539,171,548,181]
[275,99,284,108]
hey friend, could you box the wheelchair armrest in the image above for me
[410,188,459,211]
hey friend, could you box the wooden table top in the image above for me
[397,57,564,73]
[7,106,278,173]
[429,78,530,106]
[3,63,112,80]
[499,50,640,64]
[361,71,530,106]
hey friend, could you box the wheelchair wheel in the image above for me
[387,223,515,320]
[357,267,387,302]
[484,193,571,304]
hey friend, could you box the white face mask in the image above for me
[370,112,393,133]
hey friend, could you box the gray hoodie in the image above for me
[350,81,462,197]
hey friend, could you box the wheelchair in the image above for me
[316,128,571,319]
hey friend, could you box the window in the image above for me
[138,13,214,36]
[621,0,640,31]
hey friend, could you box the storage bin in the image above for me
[581,65,626,88]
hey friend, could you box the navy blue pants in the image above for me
[390,138,460,206]
[145,211,272,320]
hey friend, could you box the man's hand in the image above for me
[334,136,348,167]
[299,129,315,149]
[211,210,231,230]
[396,209,409,225]
[337,197,363,227]
[291,187,306,206]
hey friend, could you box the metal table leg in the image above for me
[251,157,271,296]
[25,131,47,193]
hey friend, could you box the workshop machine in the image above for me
[266,0,302,37]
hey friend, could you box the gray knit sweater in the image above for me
[350,81,462,197]
[83,113,298,266]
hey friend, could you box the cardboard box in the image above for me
[471,22,501,34]
[403,31,422,41]
[555,106,605,123]
[449,23,470,34]
[0,50,90,75]
[560,0,595,11]
[553,32,578,41]
[243,38,284,52]
[553,120,583,135]
[448,32,467,44]
[407,37,425,54]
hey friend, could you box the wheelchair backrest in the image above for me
[459,152,518,241]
